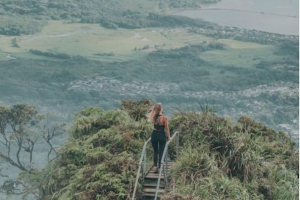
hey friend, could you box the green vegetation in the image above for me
[2,100,297,199]
[189,26,299,59]
[0,0,298,198]
[14,100,154,200]
[0,0,218,36]
[0,30,298,129]
[0,16,47,35]
[163,110,298,199]
[29,49,71,59]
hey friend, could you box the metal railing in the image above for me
[154,131,179,200]
[132,137,152,200]
[131,131,180,200]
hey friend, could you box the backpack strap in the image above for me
[155,115,160,124]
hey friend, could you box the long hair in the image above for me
[147,103,162,123]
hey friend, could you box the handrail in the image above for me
[154,131,179,200]
[131,131,180,200]
[132,137,151,200]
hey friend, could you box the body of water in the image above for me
[172,0,299,35]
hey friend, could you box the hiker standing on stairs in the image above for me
[147,103,171,173]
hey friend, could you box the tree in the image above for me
[41,113,66,162]
[0,104,66,196]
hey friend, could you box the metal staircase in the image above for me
[132,131,179,200]
[142,162,174,199]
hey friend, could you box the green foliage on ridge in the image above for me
[162,110,298,200]
[16,99,298,200]
[0,16,47,35]
[18,100,153,199]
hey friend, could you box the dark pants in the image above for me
[151,131,166,168]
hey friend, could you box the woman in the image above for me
[148,103,171,173]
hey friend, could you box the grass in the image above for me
[1,23,202,59]
[200,39,283,69]
[5,21,205,61]
[0,20,294,86]
[0,20,292,66]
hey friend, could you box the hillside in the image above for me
[0,0,220,35]
[0,0,298,199]
[11,99,298,200]
[0,0,298,140]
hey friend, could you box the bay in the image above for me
[171,0,299,35]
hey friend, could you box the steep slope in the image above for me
[18,100,298,200]
[163,110,298,200]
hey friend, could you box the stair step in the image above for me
[142,192,157,198]
[147,170,170,176]
[143,179,165,187]
[145,175,165,179]
[148,167,173,173]
[141,161,175,199]
[163,162,174,165]
[148,170,170,174]
[143,182,165,188]
[142,192,160,199]
[146,171,166,175]
[143,187,165,194]
[149,166,172,171]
